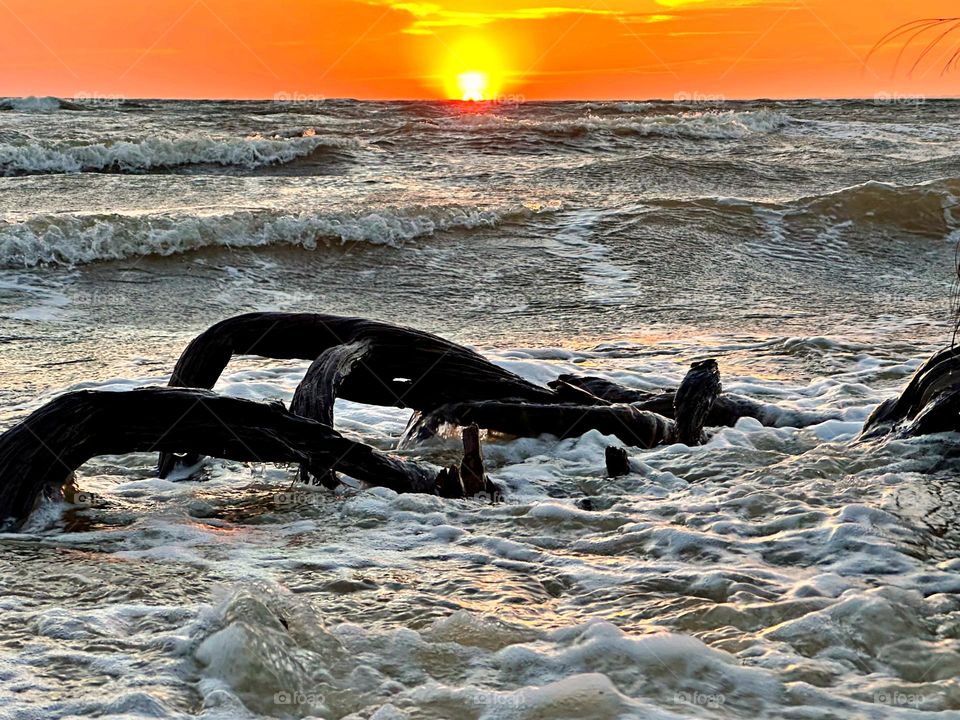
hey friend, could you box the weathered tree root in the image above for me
[0,388,482,530]
[435,424,497,499]
[159,312,560,476]
[605,447,630,477]
[403,359,723,448]
[282,336,496,494]
[552,373,840,429]
[860,346,960,440]
[403,399,675,448]
[290,340,371,487]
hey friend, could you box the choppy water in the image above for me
[1,97,960,719]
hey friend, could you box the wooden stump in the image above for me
[459,424,487,497]
[605,446,630,477]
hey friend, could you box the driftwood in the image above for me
[458,424,489,496]
[167,312,557,407]
[165,314,830,470]
[290,341,371,487]
[605,447,630,477]
[403,359,722,448]
[402,399,675,447]
[159,312,560,476]
[434,425,496,499]
[860,346,960,440]
[552,374,839,429]
[7,313,958,530]
[161,313,737,459]
[0,388,471,530]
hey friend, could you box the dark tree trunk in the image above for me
[167,313,558,408]
[861,346,960,439]
[0,388,442,530]
[605,446,631,477]
[402,399,676,448]
[402,361,725,448]
[552,374,839,429]
[289,341,371,487]
[161,313,561,474]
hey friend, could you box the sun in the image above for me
[440,37,506,101]
[457,71,489,102]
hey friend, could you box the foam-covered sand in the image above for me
[2,342,959,718]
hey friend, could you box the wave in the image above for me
[0,134,358,176]
[436,109,792,142]
[0,96,82,113]
[647,178,960,239]
[0,203,557,267]
[793,179,960,236]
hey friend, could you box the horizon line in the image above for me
[5,94,960,103]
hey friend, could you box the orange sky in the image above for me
[2,0,960,100]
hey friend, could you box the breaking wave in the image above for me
[0,96,81,113]
[793,179,960,237]
[648,178,960,239]
[0,203,557,267]
[0,133,358,175]
[440,109,792,142]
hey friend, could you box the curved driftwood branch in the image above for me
[290,341,371,487]
[167,313,557,407]
[403,360,722,448]
[402,399,676,448]
[673,360,722,445]
[552,374,839,429]
[861,346,960,439]
[161,313,560,473]
[0,388,442,530]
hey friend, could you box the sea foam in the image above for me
[0,134,357,175]
[0,203,552,267]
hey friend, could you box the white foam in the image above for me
[0,96,65,113]
[0,134,357,175]
[442,109,792,141]
[0,203,542,267]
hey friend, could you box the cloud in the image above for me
[374,1,621,33]
[655,0,777,6]
[373,0,774,35]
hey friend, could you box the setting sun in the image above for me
[457,71,489,101]
[440,36,508,100]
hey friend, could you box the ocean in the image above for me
[1,96,959,718]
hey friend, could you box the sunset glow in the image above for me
[457,72,489,101]
[439,36,507,101]
[2,0,960,99]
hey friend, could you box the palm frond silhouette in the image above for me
[867,18,960,77]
